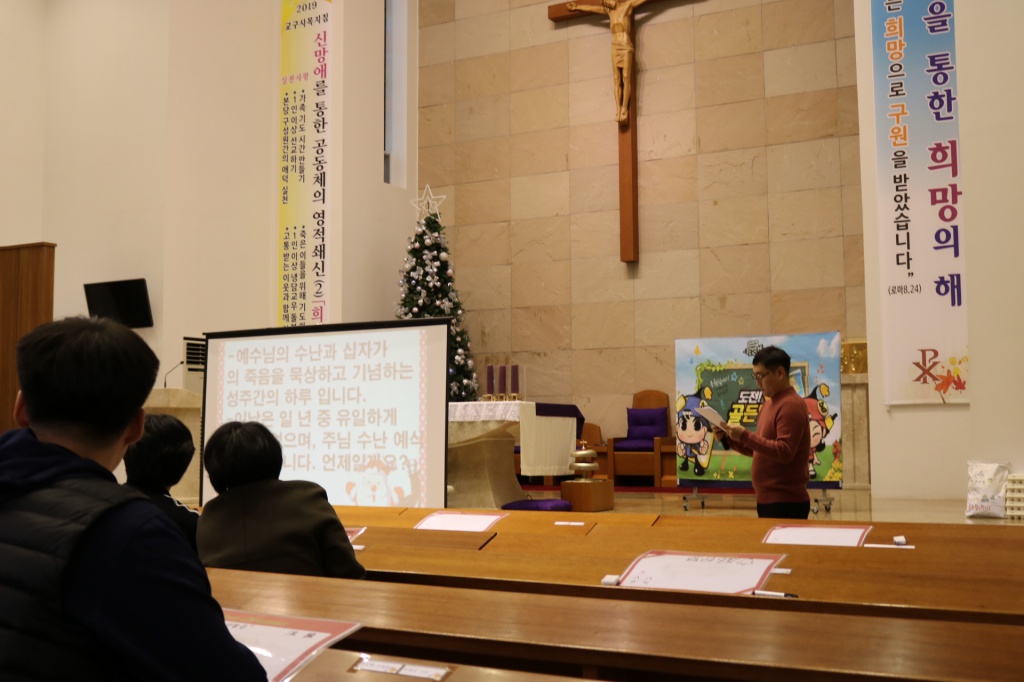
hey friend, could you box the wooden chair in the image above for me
[606,390,674,486]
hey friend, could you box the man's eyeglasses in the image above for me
[751,370,771,382]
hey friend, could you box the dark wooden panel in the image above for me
[0,243,55,432]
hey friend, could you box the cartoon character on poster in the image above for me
[805,385,837,480]
[675,387,714,476]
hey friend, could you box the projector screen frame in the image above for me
[198,317,451,508]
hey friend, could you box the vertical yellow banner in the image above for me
[279,0,332,326]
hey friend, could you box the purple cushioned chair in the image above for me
[606,390,673,487]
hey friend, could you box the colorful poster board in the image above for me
[871,0,969,404]
[674,333,843,489]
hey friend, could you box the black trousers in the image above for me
[757,500,811,519]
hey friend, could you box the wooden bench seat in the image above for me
[341,510,1024,625]
[210,567,1024,682]
[296,648,584,682]
[354,526,495,551]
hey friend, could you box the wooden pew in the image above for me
[353,526,494,551]
[489,509,658,531]
[210,567,1024,681]
[333,505,410,528]
[296,648,583,681]
[343,506,659,530]
[352,511,1024,625]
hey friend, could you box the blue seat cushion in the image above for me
[613,438,656,451]
[501,498,573,511]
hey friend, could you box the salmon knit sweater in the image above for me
[728,386,811,504]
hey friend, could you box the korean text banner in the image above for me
[674,333,843,489]
[279,0,332,327]
[872,0,968,404]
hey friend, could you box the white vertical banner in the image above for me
[872,0,968,405]
[278,0,332,327]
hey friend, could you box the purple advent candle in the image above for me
[498,365,507,395]
[511,364,519,394]
[486,364,495,394]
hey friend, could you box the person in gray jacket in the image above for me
[198,420,365,579]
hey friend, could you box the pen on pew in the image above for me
[751,590,798,598]
[864,535,914,549]
[863,543,915,549]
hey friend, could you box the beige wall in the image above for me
[337,0,421,323]
[0,1,46,245]
[419,0,862,439]
[0,0,419,383]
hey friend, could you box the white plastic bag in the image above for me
[965,460,1009,518]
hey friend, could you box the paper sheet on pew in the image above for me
[346,526,366,542]
[223,609,361,682]
[763,524,872,547]
[618,550,784,594]
[414,510,507,532]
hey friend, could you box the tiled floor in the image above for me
[523,486,1013,525]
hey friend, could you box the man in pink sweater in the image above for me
[713,346,812,519]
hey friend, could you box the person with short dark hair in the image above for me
[124,413,200,550]
[0,316,267,681]
[198,421,365,579]
[712,345,812,519]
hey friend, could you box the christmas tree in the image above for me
[396,187,478,401]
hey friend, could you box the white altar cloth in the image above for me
[448,401,576,476]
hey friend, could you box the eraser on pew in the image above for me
[601,574,621,586]
[894,535,907,546]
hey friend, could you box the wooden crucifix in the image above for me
[549,0,674,263]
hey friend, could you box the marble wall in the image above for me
[419,0,863,439]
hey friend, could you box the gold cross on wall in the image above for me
[548,0,675,263]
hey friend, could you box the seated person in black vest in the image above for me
[123,413,200,551]
[0,316,266,681]
[198,421,365,579]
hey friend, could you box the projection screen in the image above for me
[200,318,450,507]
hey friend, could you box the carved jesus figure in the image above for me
[566,0,652,123]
